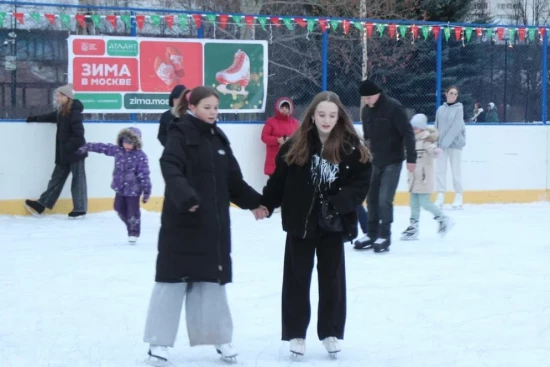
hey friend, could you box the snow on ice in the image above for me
[1,203,550,367]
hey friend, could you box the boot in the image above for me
[452,193,463,210]
[401,219,419,241]
[435,215,454,237]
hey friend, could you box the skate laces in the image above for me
[225,51,245,73]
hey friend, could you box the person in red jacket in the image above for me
[261,97,300,176]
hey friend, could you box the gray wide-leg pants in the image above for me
[143,282,233,347]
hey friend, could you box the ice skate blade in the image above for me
[290,352,304,360]
[216,84,248,97]
[145,356,169,367]
[24,204,43,217]
[452,205,463,210]
[216,349,238,364]
[328,351,340,359]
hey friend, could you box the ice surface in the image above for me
[1,203,549,367]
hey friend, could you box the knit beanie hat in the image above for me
[57,84,74,99]
[410,114,428,130]
[359,80,382,96]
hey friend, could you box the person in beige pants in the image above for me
[434,86,466,209]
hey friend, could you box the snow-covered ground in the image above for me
[1,203,549,367]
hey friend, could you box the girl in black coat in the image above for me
[261,91,372,358]
[24,84,88,218]
[144,86,265,364]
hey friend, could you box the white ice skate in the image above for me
[147,345,168,366]
[128,236,138,245]
[434,192,445,209]
[215,49,250,96]
[322,337,341,358]
[436,215,454,237]
[452,193,463,210]
[215,343,238,363]
[401,219,419,241]
[289,338,306,358]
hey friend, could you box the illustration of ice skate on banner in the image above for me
[166,46,185,78]
[215,49,250,97]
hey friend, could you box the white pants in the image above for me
[143,282,233,347]
[436,148,463,194]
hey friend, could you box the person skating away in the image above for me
[143,86,267,365]
[401,114,453,241]
[77,127,151,245]
[158,84,187,147]
[354,80,416,253]
[434,86,466,210]
[24,84,88,218]
[260,91,372,359]
[261,97,300,176]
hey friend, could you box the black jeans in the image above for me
[281,233,346,341]
[356,204,368,234]
[366,162,403,239]
[38,160,87,212]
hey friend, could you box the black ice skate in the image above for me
[24,200,45,216]
[435,215,454,237]
[68,211,86,219]
[373,238,391,253]
[400,219,419,241]
[353,235,375,250]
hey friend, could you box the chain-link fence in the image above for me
[1,2,550,124]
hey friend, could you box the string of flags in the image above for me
[0,11,548,43]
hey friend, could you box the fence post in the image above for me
[322,29,328,91]
[130,11,137,123]
[542,32,548,125]
[198,21,204,38]
[435,31,443,115]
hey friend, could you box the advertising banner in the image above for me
[67,36,268,113]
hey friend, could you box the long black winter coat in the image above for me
[261,130,372,242]
[156,114,261,285]
[28,100,88,165]
[157,109,175,147]
[361,93,416,167]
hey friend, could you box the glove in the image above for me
[142,193,150,204]
[26,116,38,123]
[77,146,87,155]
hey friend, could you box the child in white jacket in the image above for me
[401,114,453,240]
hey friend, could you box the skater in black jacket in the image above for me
[261,91,372,358]
[144,86,266,365]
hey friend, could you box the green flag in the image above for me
[90,15,101,27]
[30,13,40,23]
[486,28,493,40]
[465,27,473,42]
[528,28,535,41]
[0,12,6,27]
[60,14,71,28]
[352,21,363,31]
[330,20,339,32]
[178,15,187,28]
[283,18,293,30]
[444,27,451,41]
[232,15,242,26]
[121,15,131,28]
[422,26,429,40]
[377,24,386,37]
[508,28,516,41]
[398,25,407,39]
[307,19,315,32]
[258,17,267,30]
[150,15,160,26]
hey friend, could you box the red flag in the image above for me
[219,14,228,29]
[165,15,174,29]
[432,26,440,40]
[455,26,462,41]
[245,15,254,29]
[389,24,396,38]
[497,27,504,40]
[75,14,86,27]
[271,17,280,27]
[476,27,483,37]
[518,28,526,41]
[135,15,145,30]
[342,20,350,35]
[45,14,56,25]
[106,15,117,29]
[295,18,306,28]
[366,23,373,37]
[192,14,202,29]
[539,27,546,37]
[319,19,327,33]
[13,13,24,25]
[411,25,418,39]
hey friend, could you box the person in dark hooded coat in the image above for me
[158,84,187,147]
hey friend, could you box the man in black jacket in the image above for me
[354,80,416,253]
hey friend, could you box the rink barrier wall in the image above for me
[0,121,548,215]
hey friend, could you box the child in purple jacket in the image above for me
[78,127,152,244]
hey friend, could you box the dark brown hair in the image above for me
[285,91,370,166]
[446,86,459,94]
[60,97,73,116]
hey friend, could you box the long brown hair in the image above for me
[60,97,73,116]
[173,88,193,117]
[285,91,370,166]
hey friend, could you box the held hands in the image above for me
[189,205,199,212]
[251,205,269,220]
[406,163,416,173]
[277,137,285,145]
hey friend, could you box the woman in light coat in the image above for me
[434,86,466,209]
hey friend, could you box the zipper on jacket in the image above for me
[206,134,223,281]
[303,145,323,239]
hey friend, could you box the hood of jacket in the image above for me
[118,127,142,150]
[416,126,439,142]
[274,97,295,120]
[443,102,464,109]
